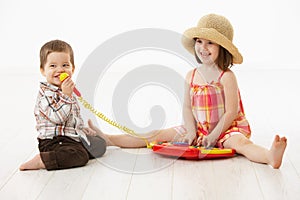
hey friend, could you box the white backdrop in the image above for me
[1,0,300,72]
[1,0,299,137]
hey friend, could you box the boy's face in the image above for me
[40,52,74,88]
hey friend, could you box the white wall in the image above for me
[1,0,300,73]
[1,0,299,136]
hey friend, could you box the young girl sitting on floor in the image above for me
[90,14,287,169]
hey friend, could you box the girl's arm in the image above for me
[182,70,197,144]
[202,70,239,147]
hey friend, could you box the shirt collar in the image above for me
[40,82,61,92]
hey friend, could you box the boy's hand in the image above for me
[82,126,97,136]
[61,77,75,97]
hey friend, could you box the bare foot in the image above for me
[19,154,46,171]
[87,119,113,146]
[268,135,287,169]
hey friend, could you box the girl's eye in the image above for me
[63,64,70,67]
[196,39,202,43]
[50,64,56,68]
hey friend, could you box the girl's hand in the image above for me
[177,132,197,145]
[202,134,218,148]
[61,77,75,97]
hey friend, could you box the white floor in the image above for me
[0,69,300,200]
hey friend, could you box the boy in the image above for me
[20,40,106,170]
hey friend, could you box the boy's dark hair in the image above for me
[40,40,75,69]
[194,42,233,71]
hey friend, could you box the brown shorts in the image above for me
[38,135,106,170]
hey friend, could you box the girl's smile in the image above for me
[195,38,219,65]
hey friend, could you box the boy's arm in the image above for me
[38,90,75,124]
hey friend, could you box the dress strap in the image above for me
[217,70,226,82]
[190,68,197,87]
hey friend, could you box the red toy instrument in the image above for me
[152,142,236,160]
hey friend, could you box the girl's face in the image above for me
[194,38,220,65]
[40,52,74,88]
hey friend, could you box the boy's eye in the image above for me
[63,64,70,67]
[50,64,56,68]
[196,39,202,43]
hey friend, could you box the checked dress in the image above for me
[175,68,251,147]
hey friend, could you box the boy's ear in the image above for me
[40,68,46,76]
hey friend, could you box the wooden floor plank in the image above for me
[252,158,300,200]
[0,129,37,190]
[0,164,54,200]
[36,161,97,200]
[172,158,217,200]
[82,148,138,200]
[172,155,264,200]
[212,156,263,200]
[126,148,174,200]
[284,134,300,178]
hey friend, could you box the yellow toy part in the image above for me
[59,72,69,81]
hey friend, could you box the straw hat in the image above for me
[182,14,243,64]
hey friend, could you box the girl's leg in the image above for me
[87,120,179,148]
[223,134,287,169]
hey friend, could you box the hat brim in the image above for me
[182,27,243,64]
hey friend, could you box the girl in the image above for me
[89,14,287,169]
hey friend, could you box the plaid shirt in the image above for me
[190,69,251,140]
[34,82,89,144]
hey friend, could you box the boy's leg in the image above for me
[19,154,45,170]
[38,136,89,170]
[82,135,107,159]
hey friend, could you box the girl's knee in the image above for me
[233,137,253,154]
[224,134,252,150]
[237,137,253,146]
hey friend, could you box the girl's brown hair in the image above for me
[40,40,75,69]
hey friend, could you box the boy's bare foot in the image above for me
[268,135,287,169]
[87,119,113,146]
[19,154,45,171]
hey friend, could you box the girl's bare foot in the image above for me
[19,154,45,171]
[87,119,113,146]
[268,135,287,169]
